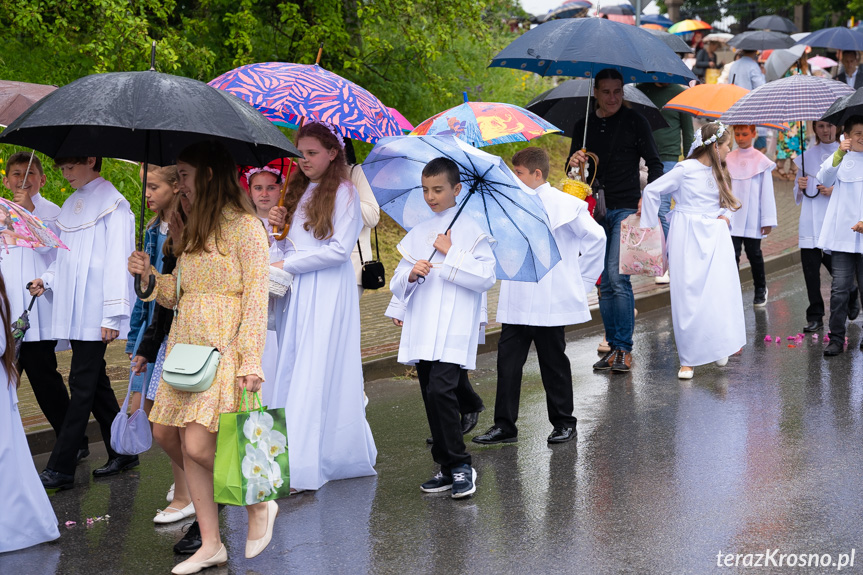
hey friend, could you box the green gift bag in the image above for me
[214,391,290,506]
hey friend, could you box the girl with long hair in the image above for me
[267,121,377,491]
[0,271,60,552]
[128,140,272,573]
[641,122,747,379]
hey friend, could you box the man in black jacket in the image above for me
[568,68,663,373]
[837,51,863,89]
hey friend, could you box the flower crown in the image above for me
[307,120,345,150]
[244,165,284,186]
[693,122,727,149]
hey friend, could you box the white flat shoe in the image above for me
[166,482,175,503]
[678,368,694,380]
[654,271,670,284]
[245,500,279,559]
[715,356,729,367]
[154,501,195,524]
[172,544,227,574]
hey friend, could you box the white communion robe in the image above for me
[40,177,135,341]
[726,147,777,239]
[391,205,497,371]
[817,151,863,254]
[641,160,746,366]
[794,142,839,249]
[257,216,281,407]
[496,183,605,327]
[0,330,60,553]
[270,182,376,491]
[0,193,62,341]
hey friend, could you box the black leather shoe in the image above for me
[174,521,201,554]
[426,437,434,445]
[461,408,483,434]
[76,447,90,464]
[547,427,577,444]
[471,426,517,445]
[592,348,616,370]
[851,298,861,320]
[804,320,824,333]
[93,454,139,477]
[824,339,844,356]
[39,468,74,490]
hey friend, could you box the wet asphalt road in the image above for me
[6,268,863,575]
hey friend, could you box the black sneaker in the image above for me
[592,348,616,370]
[173,520,201,554]
[753,288,768,308]
[420,471,453,493]
[451,465,477,499]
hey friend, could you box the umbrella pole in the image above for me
[416,186,478,284]
[582,78,593,151]
[135,142,156,298]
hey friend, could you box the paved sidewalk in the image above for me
[19,178,801,440]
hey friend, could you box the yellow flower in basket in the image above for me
[559,151,598,201]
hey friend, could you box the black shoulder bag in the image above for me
[357,228,386,289]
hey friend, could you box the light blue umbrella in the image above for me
[362,135,561,282]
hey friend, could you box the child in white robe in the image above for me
[28,156,136,489]
[726,125,777,308]
[0,274,59,553]
[794,122,851,333]
[1,153,82,453]
[392,157,496,499]
[817,116,863,356]
[266,122,377,491]
[473,147,605,446]
[641,122,746,379]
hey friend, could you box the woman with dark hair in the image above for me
[128,140,271,573]
[0,272,60,552]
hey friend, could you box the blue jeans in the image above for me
[658,161,677,239]
[599,208,637,352]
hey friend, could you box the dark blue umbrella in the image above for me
[640,14,674,28]
[727,30,796,51]
[748,15,798,34]
[542,0,591,21]
[795,26,863,52]
[598,4,636,16]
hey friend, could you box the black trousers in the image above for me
[455,369,484,414]
[828,252,863,340]
[732,236,766,294]
[47,340,119,475]
[801,247,832,322]
[417,360,471,470]
[18,340,81,447]
[494,323,577,435]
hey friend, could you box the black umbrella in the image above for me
[646,28,695,55]
[820,88,863,127]
[748,15,798,34]
[526,81,669,134]
[0,45,300,297]
[727,30,796,51]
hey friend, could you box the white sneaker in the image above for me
[654,271,670,284]
[154,501,195,524]
[715,356,729,367]
[678,367,694,379]
[166,483,175,503]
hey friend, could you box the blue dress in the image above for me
[0,328,60,552]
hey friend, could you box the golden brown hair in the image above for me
[687,123,740,211]
[283,123,348,240]
[813,121,839,145]
[512,147,550,181]
[0,273,18,388]
[175,141,255,255]
[146,165,181,229]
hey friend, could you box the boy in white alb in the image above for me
[726,125,777,307]
[1,152,88,458]
[392,157,496,499]
[28,156,136,490]
[473,147,605,446]
[817,116,863,356]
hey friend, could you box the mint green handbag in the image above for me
[161,266,238,393]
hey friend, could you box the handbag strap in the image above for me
[356,228,381,264]
[356,239,364,263]
[173,261,241,353]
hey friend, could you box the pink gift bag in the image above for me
[618,214,667,277]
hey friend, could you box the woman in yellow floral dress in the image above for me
[128,141,273,574]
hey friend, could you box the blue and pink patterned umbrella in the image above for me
[208,62,402,144]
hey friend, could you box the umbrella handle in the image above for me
[135,273,156,299]
[273,158,294,241]
[25,282,36,311]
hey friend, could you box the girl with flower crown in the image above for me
[640,122,747,379]
[267,121,377,491]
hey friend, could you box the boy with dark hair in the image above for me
[29,156,136,489]
[474,147,605,445]
[2,152,88,460]
[391,156,496,499]
[817,116,863,355]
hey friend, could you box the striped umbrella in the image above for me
[664,84,786,130]
[410,101,561,147]
[208,62,402,144]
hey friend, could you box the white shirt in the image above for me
[817,151,863,254]
[725,147,778,239]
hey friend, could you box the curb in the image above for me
[26,248,801,455]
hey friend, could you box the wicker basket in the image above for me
[559,151,599,201]
[269,266,294,298]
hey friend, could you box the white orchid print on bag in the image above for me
[242,444,271,480]
[246,477,273,505]
[243,411,274,444]
[258,428,287,459]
